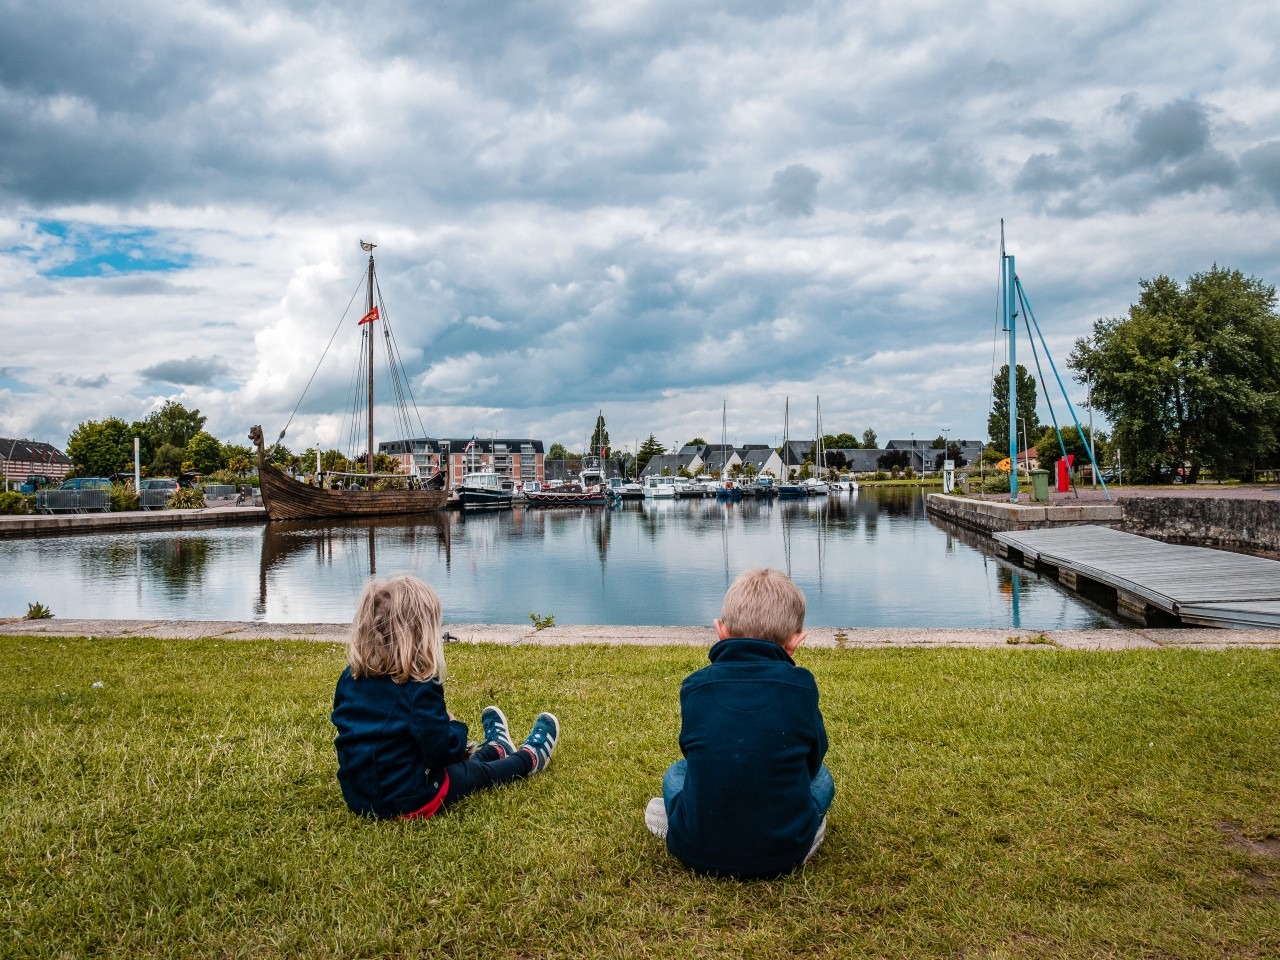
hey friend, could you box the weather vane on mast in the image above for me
[360,240,376,252]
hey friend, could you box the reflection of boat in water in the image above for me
[257,514,452,613]
[250,242,448,522]
[524,456,613,507]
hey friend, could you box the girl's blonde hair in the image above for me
[347,575,446,683]
[720,567,806,646]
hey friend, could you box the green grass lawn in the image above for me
[2,637,1277,959]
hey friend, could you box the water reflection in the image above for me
[0,490,1126,628]
[257,514,452,616]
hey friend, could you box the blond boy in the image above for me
[644,567,833,877]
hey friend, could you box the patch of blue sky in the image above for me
[33,220,193,278]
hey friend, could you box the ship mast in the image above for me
[363,242,376,476]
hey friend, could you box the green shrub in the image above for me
[25,602,53,619]
[110,483,140,512]
[0,491,31,515]
[166,487,206,509]
[203,469,241,486]
[982,472,1015,493]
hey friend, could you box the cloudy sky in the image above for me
[2,0,1278,459]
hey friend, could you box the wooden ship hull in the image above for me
[251,426,448,522]
[256,465,449,521]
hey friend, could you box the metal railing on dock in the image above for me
[35,489,110,514]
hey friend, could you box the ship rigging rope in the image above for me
[372,276,430,443]
[277,273,366,447]
[1017,283,1076,497]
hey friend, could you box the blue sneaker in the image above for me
[480,706,517,758]
[520,712,560,773]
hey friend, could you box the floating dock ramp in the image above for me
[992,526,1280,628]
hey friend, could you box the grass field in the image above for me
[2,636,1278,959]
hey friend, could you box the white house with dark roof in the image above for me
[738,446,782,477]
[641,453,700,478]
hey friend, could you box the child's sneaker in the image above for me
[480,705,517,758]
[644,797,668,839]
[519,712,559,773]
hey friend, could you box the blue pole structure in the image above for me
[1005,251,1019,502]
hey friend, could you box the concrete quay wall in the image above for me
[0,505,266,538]
[928,493,1280,555]
[925,494,1122,535]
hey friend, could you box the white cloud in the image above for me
[1,1,1278,455]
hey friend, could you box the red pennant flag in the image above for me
[358,306,379,325]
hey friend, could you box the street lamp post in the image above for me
[1016,418,1028,481]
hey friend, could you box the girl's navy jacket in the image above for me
[332,668,470,818]
[666,637,830,878]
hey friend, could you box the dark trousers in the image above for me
[440,743,534,809]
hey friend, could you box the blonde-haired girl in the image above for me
[332,575,559,819]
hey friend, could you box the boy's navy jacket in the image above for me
[332,668,471,818]
[666,637,829,878]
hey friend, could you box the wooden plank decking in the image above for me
[992,526,1280,628]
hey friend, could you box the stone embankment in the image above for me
[929,485,1280,555]
[2,617,1278,650]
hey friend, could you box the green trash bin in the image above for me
[1030,469,1050,502]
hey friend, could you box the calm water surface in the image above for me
[2,489,1123,628]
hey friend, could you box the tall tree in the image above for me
[988,364,1041,448]
[66,417,133,477]
[589,411,610,455]
[185,431,225,475]
[548,442,570,461]
[861,428,878,448]
[637,434,665,475]
[1033,426,1101,473]
[139,401,206,450]
[1070,266,1280,482]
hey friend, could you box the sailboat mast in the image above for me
[784,397,790,476]
[366,251,376,477]
[1001,221,1019,502]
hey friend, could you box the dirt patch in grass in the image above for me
[1218,822,1280,861]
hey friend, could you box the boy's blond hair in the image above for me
[719,567,806,646]
[347,575,446,683]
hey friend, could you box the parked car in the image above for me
[139,477,180,510]
[19,474,54,493]
[57,477,112,490]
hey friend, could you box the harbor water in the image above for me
[1,488,1123,629]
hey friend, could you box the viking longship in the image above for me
[250,241,449,521]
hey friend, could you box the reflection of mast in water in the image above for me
[258,515,451,612]
[809,498,824,591]
[781,501,793,578]
[722,501,730,585]
[594,508,611,572]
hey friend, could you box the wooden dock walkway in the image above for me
[992,526,1280,628]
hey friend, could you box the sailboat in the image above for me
[714,400,742,500]
[802,396,830,496]
[249,242,449,521]
[778,397,806,499]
